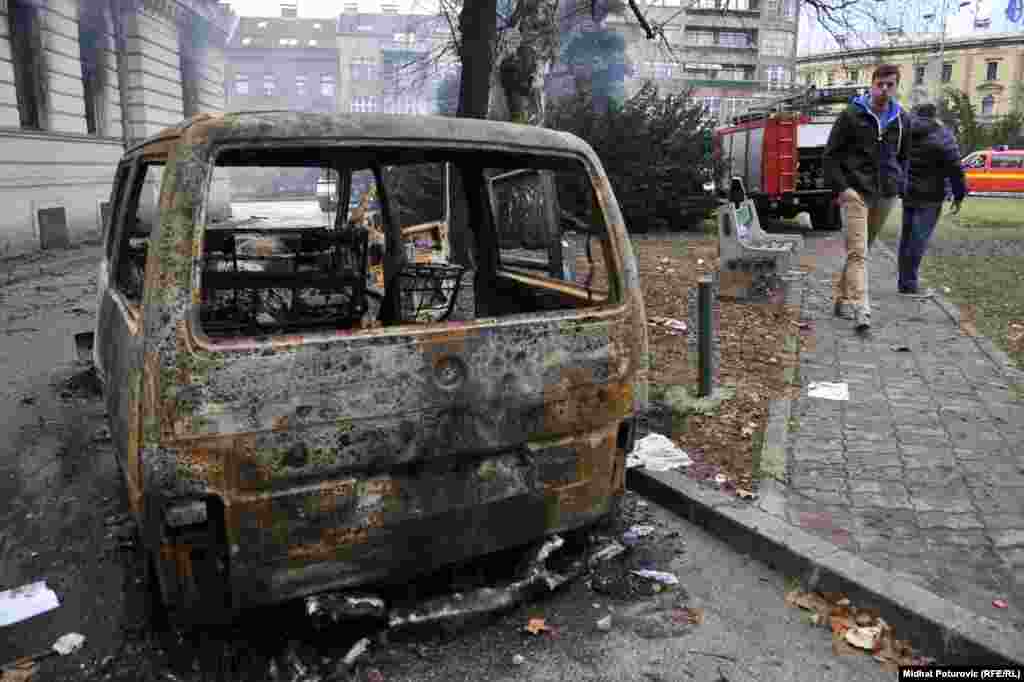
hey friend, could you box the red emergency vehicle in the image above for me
[713,85,870,230]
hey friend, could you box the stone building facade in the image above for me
[548,0,803,123]
[0,0,232,255]
[796,32,1024,121]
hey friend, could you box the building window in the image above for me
[296,75,307,96]
[314,23,322,29]
[719,31,752,47]
[700,96,722,121]
[648,0,683,5]
[782,0,797,18]
[941,63,952,83]
[79,9,108,135]
[981,95,994,115]
[826,71,834,86]
[805,72,815,85]
[986,62,998,81]
[236,74,249,94]
[765,65,789,83]
[761,31,794,57]
[848,69,859,83]
[350,57,377,81]
[263,74,276,96]
[7,0,45,129]
[915,65,925,85]
[645,61,674,79]
[686,30,715,46]
[320,74,336,97]
[765,0,778,10]
[351,96,377,112]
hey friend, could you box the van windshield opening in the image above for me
[199,147,617,340]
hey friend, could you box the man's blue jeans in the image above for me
[898,204,942,291]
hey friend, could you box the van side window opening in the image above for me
[198,148,617,339]
[112,163,165,303]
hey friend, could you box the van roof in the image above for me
[129,111,591,158]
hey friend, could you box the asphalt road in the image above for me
[0,205,891,681]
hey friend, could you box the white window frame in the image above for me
[320,74,336,97]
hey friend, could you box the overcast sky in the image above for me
[224,0,1020,55]
[223,1,440,17]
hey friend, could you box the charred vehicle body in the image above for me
[89,112,649,624]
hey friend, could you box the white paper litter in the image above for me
[844,625,882,650]
[628,525,656,538]
[627,434,693,471]
[0,581,60,627]
[52,632,85,656]
[807,381,849,401]
[630,570,680,585]
[342,637,370,666]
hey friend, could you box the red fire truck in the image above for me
[713,85,870,231]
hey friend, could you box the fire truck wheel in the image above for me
[811,203,842,231]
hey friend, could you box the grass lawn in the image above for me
[878,197,1024,241]
[878,198,1024,369]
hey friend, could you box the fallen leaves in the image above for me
[784,587,918,672]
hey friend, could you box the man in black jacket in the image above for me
[823,64,912,332]
[899,102,967,296]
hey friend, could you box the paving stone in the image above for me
[987,529,1024,549]
[789,474,846,492]
[910,489,977,514]
[919,529,991,550]
[795,487,850,506]
[856,552,892,571]
[850,492,913,510]
[853,531,924,556]
[845,452,903,470]
[791,450,846,466]
[982,514,1024,530]
[902,450,958,469]
[902,466,961,487]
[844,464,903,481]
[961,468,1024,488]
[966,489,1024,516]
[954,447,1016,462]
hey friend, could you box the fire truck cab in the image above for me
[714,85,870,231]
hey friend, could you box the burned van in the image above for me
[91,112,649,623]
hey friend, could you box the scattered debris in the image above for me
[807,381,849,401]
[0,660,38,682]
[307,593,387,625]
[785,588,919,671]
[627,434,693,471]
[993,599,1009,609]
[0,581,60,626]
[524,618,549,635]
[713,473,728,486]
[18,396,35,406]
[687,650,735,662]
[92,426,111,442]
[341,637,370,667]
[889,345,911,352]
[736,489,757,500]
[845,625,882,650]
[630,570,680,586]
[596,615,612,632]
[628,525,656,538]
[649,317,688,334]
[511,654,525,666]
[590,542,627,565]
[365,669,385,682]
[52,633,85,656]
[673,607,704,625]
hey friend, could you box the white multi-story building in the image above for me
[0,0,233,255]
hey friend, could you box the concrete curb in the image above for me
[873,240,1024,381]
[625,467,1024,666]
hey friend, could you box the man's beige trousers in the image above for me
[834,190,897,315]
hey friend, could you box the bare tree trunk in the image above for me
[493,0,560,126]
[456,0,499,119]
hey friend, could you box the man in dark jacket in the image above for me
[899,102,967,296]
[823,64,912,332]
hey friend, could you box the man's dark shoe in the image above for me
[898,286,934,297]
[854,308,871,332]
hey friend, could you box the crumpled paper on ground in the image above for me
[807,381,849,401]
[627,434,693,471]
[0,581,60,627]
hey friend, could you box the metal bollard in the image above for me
[698,275,713,398]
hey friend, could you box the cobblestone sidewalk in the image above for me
[782,233,1024,630]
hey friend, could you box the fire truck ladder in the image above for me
[731,84,871,124]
